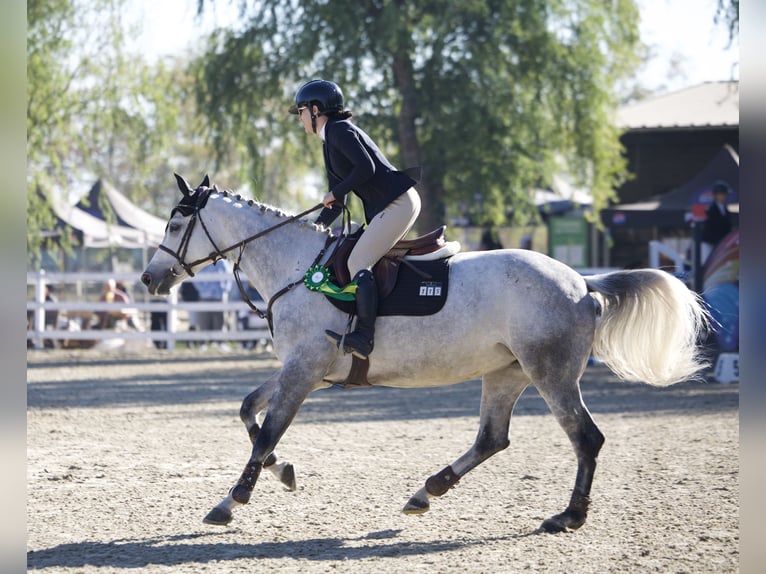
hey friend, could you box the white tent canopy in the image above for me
[47,182,161,249]
[533,174,592,215]
[100,181,166,245]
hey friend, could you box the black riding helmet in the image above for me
[288,79,344,116]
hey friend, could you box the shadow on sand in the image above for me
[27,528,542,570]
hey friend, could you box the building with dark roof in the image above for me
[616,81,738,204]
[603,82,739,268]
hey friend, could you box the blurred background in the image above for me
[26,0,739,364]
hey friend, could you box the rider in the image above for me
[290,79,421,359]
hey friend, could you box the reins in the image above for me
[232,203,353,334]
[161,200,325,273]
[158,189,351,336]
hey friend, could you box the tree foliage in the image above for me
[196,0,642,231]
[715,0,739,46]
[27,0,219,268]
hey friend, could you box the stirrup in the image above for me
[325,330,372,360]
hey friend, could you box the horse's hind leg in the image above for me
[403,363,528,514]
[534,374,605,533]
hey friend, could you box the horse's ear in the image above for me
[174,173,193,197]
[200,175,210,188]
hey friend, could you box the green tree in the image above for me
[27,0,214,268]
[27,0,79,267]
[28,0,156,267]
[195,0,642,232]
[191,25,325,210]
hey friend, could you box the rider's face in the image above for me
[297,106,312,134]
[297,105,324,135]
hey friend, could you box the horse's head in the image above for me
[141,173,220,295]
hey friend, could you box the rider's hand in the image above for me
[322,191,336,208]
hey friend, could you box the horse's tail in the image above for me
[584,269,710,386]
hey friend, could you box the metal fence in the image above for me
[26,271,271,351]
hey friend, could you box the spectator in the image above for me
[520,234,533,250]
[43,284,59,330]
[95,279,132,330]
[229,272,264,350]
[479,226,503,250]
[193,260,233,350]
[33,283,60,349]
[701,180,732,264]
[149,296,169,350]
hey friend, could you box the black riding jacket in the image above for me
[316,118,417,227]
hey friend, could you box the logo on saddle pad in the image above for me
[419,282,443,297]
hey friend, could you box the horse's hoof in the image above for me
[203,507,233,526]
[231,485,252,504]
[540,516,566,533]
[280,463,297,491]
[540,510,586,533]
[402,496,430,515]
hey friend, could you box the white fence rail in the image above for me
[27,271,271,351]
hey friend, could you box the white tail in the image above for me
[585,270,710,386]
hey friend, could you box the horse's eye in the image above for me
[168,222,181,233]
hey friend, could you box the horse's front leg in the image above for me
[203,361,323,526]
[238,375,297,492]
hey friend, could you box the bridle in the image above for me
[156,185,331,334]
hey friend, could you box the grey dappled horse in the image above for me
[141,175,709,532]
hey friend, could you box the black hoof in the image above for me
[281,463,297,491]
[402,496,430,515]
[540,510,586,533]
[540,516,566,533]
[231,484,252,504]
[203,507,232,526]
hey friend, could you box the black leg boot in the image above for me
[325,269,378,359]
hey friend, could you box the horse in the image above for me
[141,174,709,532]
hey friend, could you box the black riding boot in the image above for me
[325,269,378,359]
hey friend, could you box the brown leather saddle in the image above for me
[329,225,448,299]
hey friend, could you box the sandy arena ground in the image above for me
[27,348,739,573]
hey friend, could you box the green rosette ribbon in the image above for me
[303,265,358,301]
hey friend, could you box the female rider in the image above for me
[290,79,421,359]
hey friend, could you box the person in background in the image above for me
[44,284,59,331]
[178,276,201,347]
[117,281,142,330]
[229,271,265,350]
[41,283,60,348]
[193,260,233,350]
[479,226,503,250]
[95,279,132,330]
[149,298,168,350]
[701,180,732,264]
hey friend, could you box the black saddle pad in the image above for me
[326,258,451,317]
